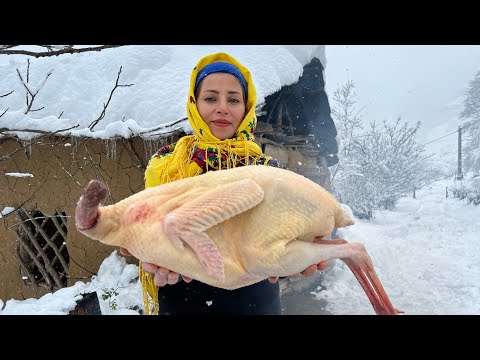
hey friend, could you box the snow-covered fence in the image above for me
[448,184,480,205]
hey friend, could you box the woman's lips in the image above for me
[211,120,231,127]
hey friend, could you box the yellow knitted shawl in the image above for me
[139,52,271,315]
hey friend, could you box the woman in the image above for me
[121,52,327,315]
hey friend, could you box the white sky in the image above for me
[1,177,478,315]
[1,45,479,315]
[325,45,480,162]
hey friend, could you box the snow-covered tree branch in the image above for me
[460,70,480,174]
[331,81,441,219]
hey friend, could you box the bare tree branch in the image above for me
[54,156,84,188]
[0,125,79,135]
[26,58,30,83]
[0,90,14,98]
[16,60,53,114]
[29,106,45,112]
[1,90,14,118]
[0,125,79,161]
[88,66,134,131]
[0,174,49,220]
[138,117,188,136]
[0,45,123,58]
[0,45,18,50]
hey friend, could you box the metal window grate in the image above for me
[14,208,70,294]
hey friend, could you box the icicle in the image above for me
[69,136,76,159]
[143,138,161,162]
[111,138,117,160]
[104,138,117,160]
[143,138,150,162]
[22,140,32,158]
[103,139,109,160]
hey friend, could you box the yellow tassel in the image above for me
[139,261,159,315]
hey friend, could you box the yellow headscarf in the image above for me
[140,52,271,315]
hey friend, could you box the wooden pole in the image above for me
[457,126,463,180]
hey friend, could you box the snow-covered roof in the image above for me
[0,45,326,140]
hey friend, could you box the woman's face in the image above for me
[196,72,246,140]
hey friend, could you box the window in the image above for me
[14,208,70,293]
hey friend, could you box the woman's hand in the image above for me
[120,234,330,287]
[267,236,330,284]
[119,247,192,287]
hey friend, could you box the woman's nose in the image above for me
[215,99,228,113]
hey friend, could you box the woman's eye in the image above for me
[229,98,240,103]
[204,97,215,102]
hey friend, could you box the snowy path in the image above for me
[313,178,480,315]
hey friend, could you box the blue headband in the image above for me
[195,62,248,100]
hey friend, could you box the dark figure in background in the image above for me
[258,57,339,167]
